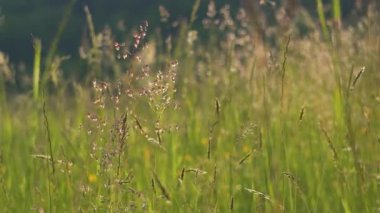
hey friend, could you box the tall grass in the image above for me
[43,0,77,85]
[0,1,379,212]
[316,0,329,41]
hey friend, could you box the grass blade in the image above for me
[32,37,41,100]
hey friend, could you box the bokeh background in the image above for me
[0,0,371,66]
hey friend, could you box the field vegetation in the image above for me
[0,1,379,212]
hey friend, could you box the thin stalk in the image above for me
[332,0,341,29]
[190,0,201,27]
[84,6,97,48]
[116,112,128,177]
[344,66,364,194]
[46,157,53,213]
[316,0,329,41]
[32,37,42,100]
[43,101,55,174]
[42,99,54,212]
[43,0,77,84]
[0,68,6,106]
[281,35,291,112]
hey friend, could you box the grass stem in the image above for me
[32,37,41,100]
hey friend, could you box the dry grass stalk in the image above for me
[238,152,252,165]
[153,172,170,201]
[215,98,221,116]
[42,100,54,213]
[230,196,234,211]
[281,35,291,112]
[320,125,339,162]
[43,101,55,174]
[213,164,217,186]
[179,167,185,182]
[208,137,212,160]
[116,112,128,177]
[244,188,271,201]
[151,178,156,195]
[351,66,365,89]
[282,172,310,212]
[299,105,305,122]
[84,6,97,48]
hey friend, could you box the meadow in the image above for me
[0,1,379,212]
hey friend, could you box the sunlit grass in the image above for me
[0,2,379,212]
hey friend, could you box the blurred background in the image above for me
[0,0,375,69]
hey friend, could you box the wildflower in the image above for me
[88,174,97,183]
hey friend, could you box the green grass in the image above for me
[0,3,380,212]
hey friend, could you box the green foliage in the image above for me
[1,1,380,212]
